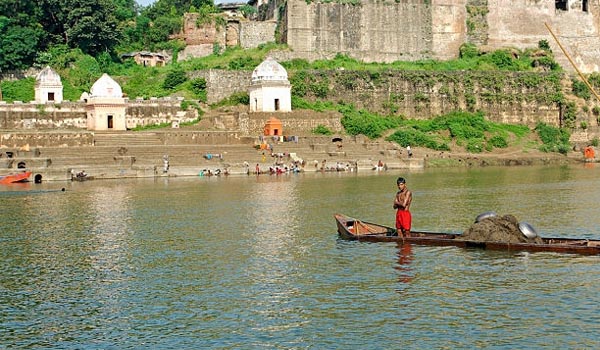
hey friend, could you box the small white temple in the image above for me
[35,66,63,104]
[249,57,291,113]
[86,74,127,131]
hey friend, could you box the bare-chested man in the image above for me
[393,177,412,237]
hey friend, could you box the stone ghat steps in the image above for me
[93,133,164,146]
[4,138,414,180]
[33,141,406,170]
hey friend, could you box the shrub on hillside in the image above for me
[163,67,188,90]
[535,122,570,154]
[339,104,403,139]
[312,125,333,135]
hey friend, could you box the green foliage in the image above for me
[291,96,336,111]
[211,92,249,108]
[188,77,207,102]
[538,40,551,51]
[131,121,171,131]
[535,122,571,154]
[487,134,508,148]
[339,104,403,139]
[572,79,590,100]
[386,128,450,151]
[239,4,258,18]
[591,137,599,147]
[0,17,43,70]
[459,43,479,59]
[466,138,485,153]
[0,78,35,102]
[162,66,188,90]
[387,111,529,153]
[562,101,577,128]
[228,55,261,70]
[312,125,333,135]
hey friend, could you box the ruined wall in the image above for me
[190,70,252,104]
[483,0,600,73]
[275,0,600,72]
[283,0,465,63]
[240,21,277,48]
[290,70,563,126]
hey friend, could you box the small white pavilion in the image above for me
[86,73,127,131]
[249,57,291,113]
[35,66,63,103]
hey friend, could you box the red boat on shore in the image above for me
[0,171,32,184]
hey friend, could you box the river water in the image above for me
[1,165,599,349]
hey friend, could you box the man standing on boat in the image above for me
[394,177,412,237]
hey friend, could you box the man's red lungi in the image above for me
[396,210,412,231]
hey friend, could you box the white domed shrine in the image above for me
[90,73,123,98]
[35,66,63,103]
[86,73,127,131]
[249,57,291,113]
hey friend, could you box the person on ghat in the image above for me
[393,177,412,237]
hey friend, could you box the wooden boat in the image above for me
[71,175,94,182]
[334,213,600,255]
[0,171,31,184]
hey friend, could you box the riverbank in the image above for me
[0,130,588,183]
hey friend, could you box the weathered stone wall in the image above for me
[282,0,465,63]
[0,98,197,130]
[485,0,600,73]
[275,0,600,73]
[0,102,87,129]
[0,131,94,148]
[290,70,563,126]
[240,21,277,48]
[241,110,343,135]
[190,70,252,104]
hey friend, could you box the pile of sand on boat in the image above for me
[461,214,543,244]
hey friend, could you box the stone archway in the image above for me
[226,22,240,47]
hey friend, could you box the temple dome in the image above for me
[36,66,62,84]
[251,57,288,82]
[90,73,123,98]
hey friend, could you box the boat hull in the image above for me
[334,213,600,255]
[0,171,31,184]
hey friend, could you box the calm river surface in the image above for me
[1,165,600,349]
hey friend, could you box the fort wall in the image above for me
[277,0,600,73]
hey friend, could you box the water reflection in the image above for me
[395,242,413,284]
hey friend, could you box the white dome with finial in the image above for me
[90,73,123,98]
[251,57,288,83]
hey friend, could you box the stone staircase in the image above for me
[1,132,420,182]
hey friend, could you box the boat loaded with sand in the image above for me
[334,213,600,255]
[0,171,31,184]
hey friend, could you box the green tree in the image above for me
[0,17,43,70]
[38,0,121,56]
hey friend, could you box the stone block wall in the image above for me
[0,131,94,148]
[240,110,343,135]
[290,69,563,126]
[0,102,87,129]
[0,98,197,131]
[190,70,252,104]
[283,0,465,63]
[240,21,277,48]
